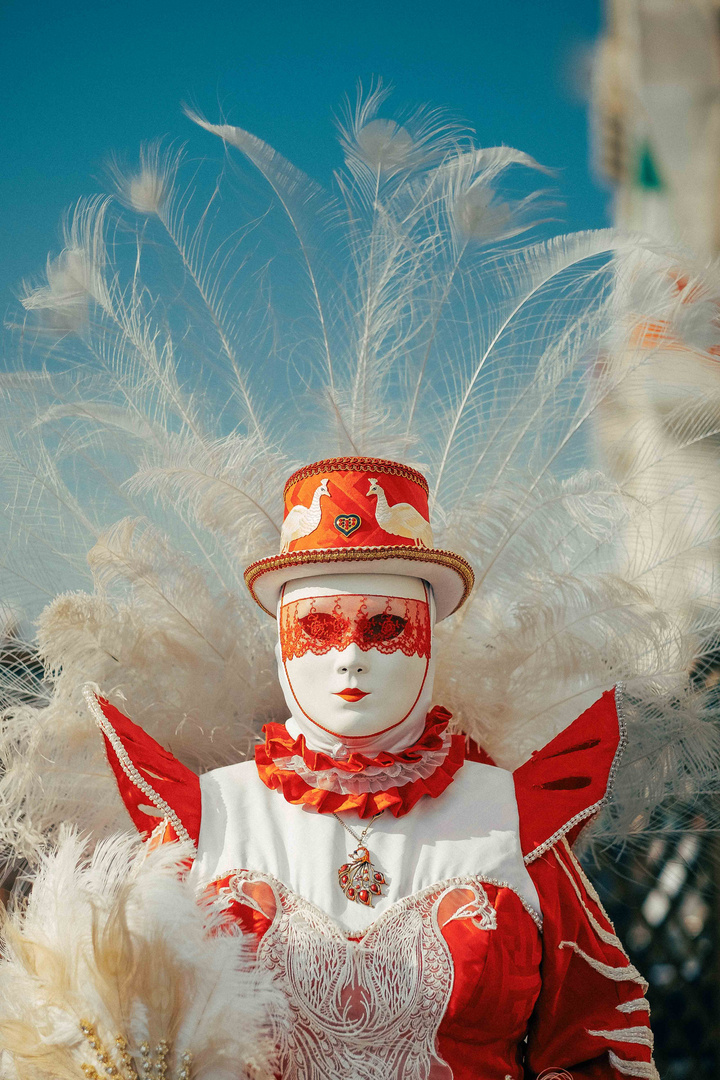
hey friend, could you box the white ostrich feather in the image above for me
[110,139,179,215]
[0,88,719,867]
[0,830,282,1080]
[19,198,110,333]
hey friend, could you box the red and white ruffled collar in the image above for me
[254,706,466,818]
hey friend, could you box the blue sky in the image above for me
[0,0,606,316]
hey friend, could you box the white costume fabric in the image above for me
[190,757,541,934]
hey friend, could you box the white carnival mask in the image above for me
[276,572,436,755]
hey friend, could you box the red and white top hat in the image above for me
[244,456,474,621]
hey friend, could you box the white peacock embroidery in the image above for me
[367,478,434,548]
[280,477,330,553]
[222,871,503,1080]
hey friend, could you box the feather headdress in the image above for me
[1,85,719,864]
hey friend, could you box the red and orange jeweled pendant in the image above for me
[338,845,387,906]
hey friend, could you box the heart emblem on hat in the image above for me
[334,513,361,537]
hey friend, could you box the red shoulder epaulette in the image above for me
[513,687,625,862]
[86,690,201,846]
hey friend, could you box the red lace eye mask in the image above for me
[279,594,431,661]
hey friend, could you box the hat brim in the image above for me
[244,545,474,621]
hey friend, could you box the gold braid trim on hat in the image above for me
[244,545,475,616]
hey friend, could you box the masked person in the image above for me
[6,90,715,1080]
[87,457,654,1080]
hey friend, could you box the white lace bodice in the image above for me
[219,869,532,1080]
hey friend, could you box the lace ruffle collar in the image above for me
[255,706,466,818]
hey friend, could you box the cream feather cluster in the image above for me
[0,831,283,1080]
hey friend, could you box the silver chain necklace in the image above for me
[332,809,387,907]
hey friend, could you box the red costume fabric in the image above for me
[524,838,652,1079]
[514,690,625,859]
[96,696,201,844]
[95,688,656,1079]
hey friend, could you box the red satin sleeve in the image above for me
[524,839,656,1079]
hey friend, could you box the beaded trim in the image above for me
[83,684,193,846]
[558,940,648,990]
[588,1026,654,1048]
[524,683,628,865]
[284,457,429,496]
[607,1052,660,1079]
[245,545,475,617]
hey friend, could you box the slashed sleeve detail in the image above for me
[513,686,626,863]
[524,838,657,1079]
[513,687,655,1077]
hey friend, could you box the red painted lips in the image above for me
[334,688,370,702]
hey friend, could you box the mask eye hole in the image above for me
[298,612,345,643]
[360,613,407,644]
